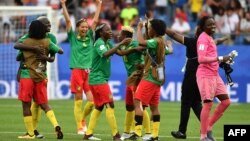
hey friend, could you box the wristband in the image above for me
[218,56,223,62]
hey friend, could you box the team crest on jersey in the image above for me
[109,94,113,99]
[100,45,105,50]
[77,86,81,92]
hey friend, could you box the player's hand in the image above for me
[222,55,233,63]
[33,45,43,54]
[120,38,132,46]
[137,21,144,29]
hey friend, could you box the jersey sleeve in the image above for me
[95,40,108,57]
[146,39,158,49]
[49,41,60,54]
[48,33,57,44]
[18,34,29,43]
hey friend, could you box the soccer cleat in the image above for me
[207,131,216,141]
[142,133,152,140]
[128,133,142,141]
[120,132,132,140]
[77,128,85,135]
[144,136,159,141]
[200,137,213,141]
[55,126,63,139]
[18,133,35,139]
[171,131,186,139]
[83,134,101,140]
[34,129,44,139]
[113,132,121,141]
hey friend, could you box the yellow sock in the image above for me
[86,109,101,135]
[134,125,142,136]
[24,116,34,136]
[130,118,135,132]
[106,108,118,136]
[143,110,151,134]
[74,100,83,129]
[82,101,94,120]
[124,111,134,133]
[46,110,59,127]
[152,121,160,138]
[31,102,42,130]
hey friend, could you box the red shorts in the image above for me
[70,69,90,94]
[125,85,137,105]
[18,78,48,104]
[135,80,160,106]
[89,83,113,107]
[197,75,228,101]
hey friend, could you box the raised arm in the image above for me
[215,36,229,45]
[91,0,102,31]
[116,48,136,56]
[137,21,147,46]
[165,28,184,44]
[103,38,131,57]
[61,0,72,32]
[14,42,40,52]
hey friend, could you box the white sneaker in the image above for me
[120,132,132,140]
[142,133,152,140]
[84,134,101,140]
[77,128,85,135]
[88,136,101,140]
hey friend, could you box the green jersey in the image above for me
[17,33,58,78]
[120,40,144,76]
[67,28,94,69]
[88,38,113,85]
[144,38,165,85]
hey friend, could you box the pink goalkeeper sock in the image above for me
[200,102,213,139]
[207,99,231,131]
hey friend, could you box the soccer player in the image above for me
[83,23,131,140]
[116,26,152,140]
[15,16,59,139]
[196,16,231,141]
[129,19,167,141]
[15,20,64,139]
[166,23,229,139]
[60,0,102,134]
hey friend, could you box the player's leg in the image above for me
[35,79,63,139]
[70,69,85,134]
[18,78,35,139]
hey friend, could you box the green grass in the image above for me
[0,99,249,141]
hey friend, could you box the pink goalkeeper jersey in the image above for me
[197,32,219,76]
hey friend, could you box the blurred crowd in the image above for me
[1,0,250,45]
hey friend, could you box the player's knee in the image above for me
[221,99,231,107]
[142,105,148,110]
[95,105,104,111]
[152,115,160,122]
[126,105,134,111]
[105,102,114,108]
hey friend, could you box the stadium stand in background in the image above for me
[0,0,250,45]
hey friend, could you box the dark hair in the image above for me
[121,30,133,38]
[76,18,87,27]
[197,16,212,33]
[28,20,47,39]
[94,23,106,41]
[150,19,166,36]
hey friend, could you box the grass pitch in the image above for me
[0,99,249,141]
